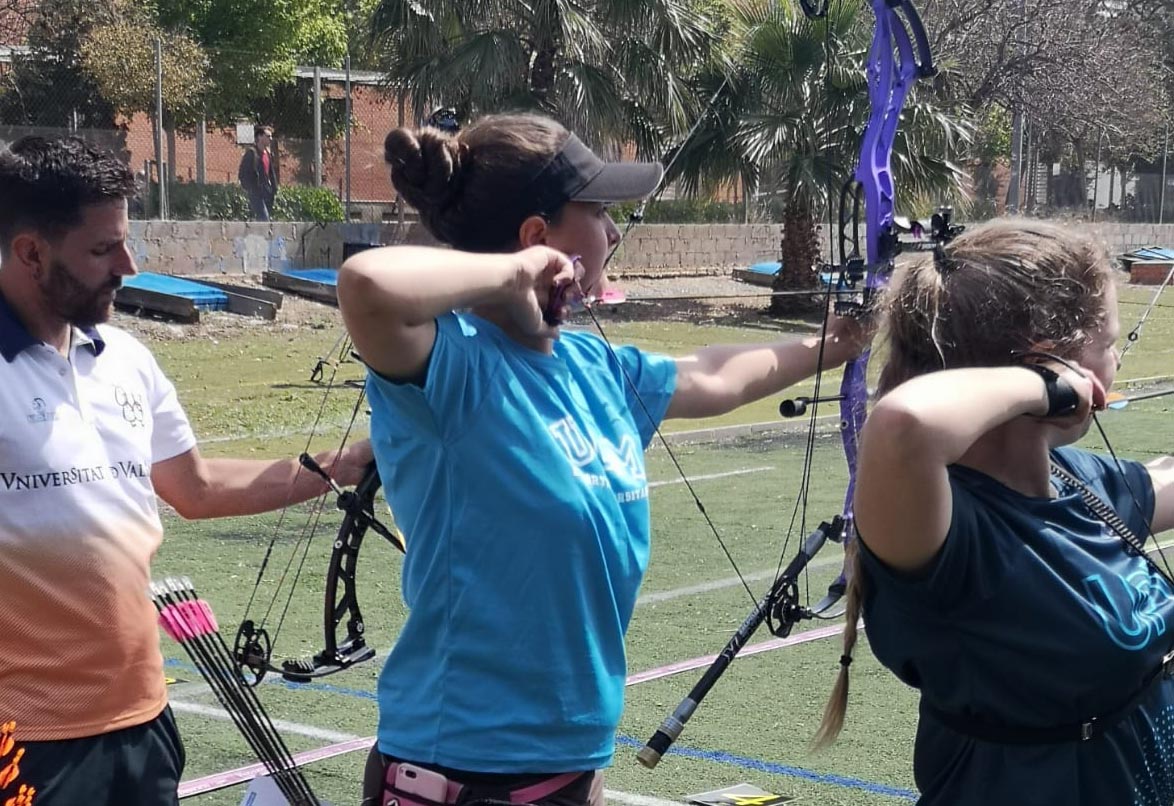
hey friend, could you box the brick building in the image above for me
[1,4,744,221]
[118,69,412,219]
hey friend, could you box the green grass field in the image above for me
[149,282,1174,806]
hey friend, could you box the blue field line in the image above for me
[164,657,378,701]
[614,736,916,801]
[165,657,916,801]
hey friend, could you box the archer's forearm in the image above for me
[668,332,859,418]
[1148,456,1174,534]
[338,246,517,326]
[865,367,1050,467]
[181,451,340,519]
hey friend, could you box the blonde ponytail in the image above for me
[812,540,865,748]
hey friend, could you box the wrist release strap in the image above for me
[1018,363,1080,417]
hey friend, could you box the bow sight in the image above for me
[830,205,965,317]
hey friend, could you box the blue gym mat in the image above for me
[1122,246,1174,261]
[746,261,781,276]
[743,261,837,285]
[122,274,228,311]
[280,269,339,286]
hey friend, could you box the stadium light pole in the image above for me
[343,0,353,220]
[1160,120,1169,225]
[1092,129,1108,223]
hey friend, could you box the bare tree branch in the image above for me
[928,0,1169,160]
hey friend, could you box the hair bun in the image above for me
[383,127,467,218]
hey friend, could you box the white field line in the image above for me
[172,698,684,806]
[196,369,1173,447]
[1147,539,1174,562]
[1118,374,1174,385]
[603,792,688,806]
[169,699,357,743]
[201,419,353,444]
[636,524,1174,611]
[642,463,846,606]
[648,466,774,488]
[179,737,373,798]
[200,412,843,447]
[637,552,843,607]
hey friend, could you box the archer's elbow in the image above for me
[337,258,377,316]
[157,475,217,521]
[859,401,942,469]
[667,374,741,419]
[163,492,211,521]
[339,249,421,326]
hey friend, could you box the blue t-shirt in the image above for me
[365,312,677,773]
[860,447,1170,805]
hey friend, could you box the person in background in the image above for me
[0,135,371,805]
[238,124,278,221]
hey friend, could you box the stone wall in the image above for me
[1092,223,1174,257]
[127,221,439,276]
[129,219,1174,277]
[608,224,785,272]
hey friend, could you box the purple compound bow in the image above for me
[809,0,964,614]
[636,0,962,767]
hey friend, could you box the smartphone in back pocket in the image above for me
[391,763,450,805]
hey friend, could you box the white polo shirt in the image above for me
[0,293,196,740]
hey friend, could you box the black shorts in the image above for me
[18,705,185,806]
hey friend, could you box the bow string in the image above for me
[1086,259,1174,583]
[594,0,965,766]
[232,289,406,688]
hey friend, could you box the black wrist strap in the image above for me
[1017,363,1080,417]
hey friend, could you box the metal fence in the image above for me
[0,41,413,223]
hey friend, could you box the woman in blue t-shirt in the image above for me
[338,112,867,806]
[817,218,1174,805]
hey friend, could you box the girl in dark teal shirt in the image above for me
[818,218,1174,805]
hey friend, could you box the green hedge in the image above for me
[149,183,738,224]
[150,182,346,222]
[272,186,347,223]
[609,198,744,224]
[165,183,251,221]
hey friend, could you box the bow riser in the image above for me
[829,0,936,598]
[235,458,404,687]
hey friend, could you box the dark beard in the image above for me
[41,258,119,328]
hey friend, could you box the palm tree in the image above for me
[668,0,972,315]
[367,0,717,158]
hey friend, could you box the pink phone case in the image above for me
[392,763,450,804]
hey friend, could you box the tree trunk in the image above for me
[528,4,563,110]
[769,200,823,316]
[530,45,557,107]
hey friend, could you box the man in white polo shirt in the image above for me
[0,136,372,805]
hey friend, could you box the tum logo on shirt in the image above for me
[1084,571,1174,651]
[548,416,645,494]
